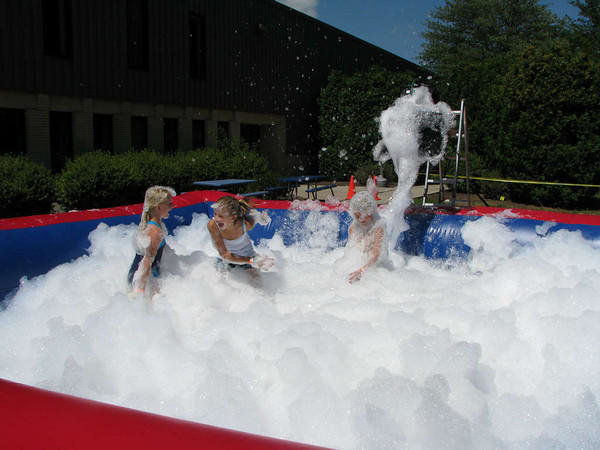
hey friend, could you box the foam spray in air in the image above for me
[373,86,455,247]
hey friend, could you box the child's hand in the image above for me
[249,209,271,226]
[348,267,364,284]
[254,210,271,226]
[260,211,271,225]
[255,255,275,271]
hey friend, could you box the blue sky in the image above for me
[276,0,580,64]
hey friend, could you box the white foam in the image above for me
[374,86,455,247]
[1,211,600,449]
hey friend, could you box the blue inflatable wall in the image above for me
[2,191,600,300]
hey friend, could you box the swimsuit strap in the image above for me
[148,220,166,248]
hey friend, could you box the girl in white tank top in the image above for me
[207,196,274,271]
[221,219,255,258]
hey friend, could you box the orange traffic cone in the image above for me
[345,175,356,200]
[372,175,381,201]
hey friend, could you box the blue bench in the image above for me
[305,184,337,200]
[266,186,290,199]
[267,186,287,192]
[240,191,269,198]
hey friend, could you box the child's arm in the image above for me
[133,226,162,292]
[207,219,254,265]
[348,227,384,283]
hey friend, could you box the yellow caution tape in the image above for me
[420,174,600,188]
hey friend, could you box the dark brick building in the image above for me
[0,0,425,172]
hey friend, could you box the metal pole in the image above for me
[452,99,465,206]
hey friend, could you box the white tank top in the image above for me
[222,220,255,258]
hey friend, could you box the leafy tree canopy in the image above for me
[420,0,561,102]
[417,0,600,208]
[568,0,600,54]
[317,66,419,179]
[481,40,600,207]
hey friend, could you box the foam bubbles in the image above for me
[374,86,455,247]
[1,212,600,449]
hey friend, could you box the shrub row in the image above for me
[1,145,271,217]
[0,155,55,218]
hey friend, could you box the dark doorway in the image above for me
[131,116,148,150]
[217,121,229,143]
[163,118,178,153]
[0,108,26,155]
[192,120,205,149]
[93,114,113,152]
[50,111,73,173]
[240,123,261,149]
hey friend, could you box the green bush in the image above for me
[117,150,170,203]
[355,163,380,186]
[55,146,272,210]
[56,150,138,210]
[318,66,419,178]
[481,42,600,208]
[318,145,367,181]
[0,154,55,218]
[354,161,398,186]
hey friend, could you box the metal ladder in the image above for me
[422,99,470,207]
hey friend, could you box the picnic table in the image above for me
[279,175,336,200]
[192,179,272,198]
[279,175,325,199]
[192,179,257,191]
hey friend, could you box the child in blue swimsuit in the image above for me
[128,185,175,295]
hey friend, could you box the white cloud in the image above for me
[277,0,318,18]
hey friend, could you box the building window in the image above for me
[189,13,206,80]
[0,108,26,155]
[127,0,149,70]
[42,0,73,58]
[163,118,178,153]
[192,120,205,149]
[240,123,261,149]
[50,111,73,173]
[131,116,148,150]
[217,121,229,142]
[93,114,113,153]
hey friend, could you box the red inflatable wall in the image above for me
[0,377,324,449]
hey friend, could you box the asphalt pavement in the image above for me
[295,182,439,204]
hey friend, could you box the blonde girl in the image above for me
[128,185,175,293]
[207,195,273,271]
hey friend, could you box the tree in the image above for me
[318,66,418,179]
[420,0,560,101]
[481,41,600,208]
[418,0,582,207]
[568,0,600,55]
[419,0,562,155]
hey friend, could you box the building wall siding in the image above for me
[0,0,426,170]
